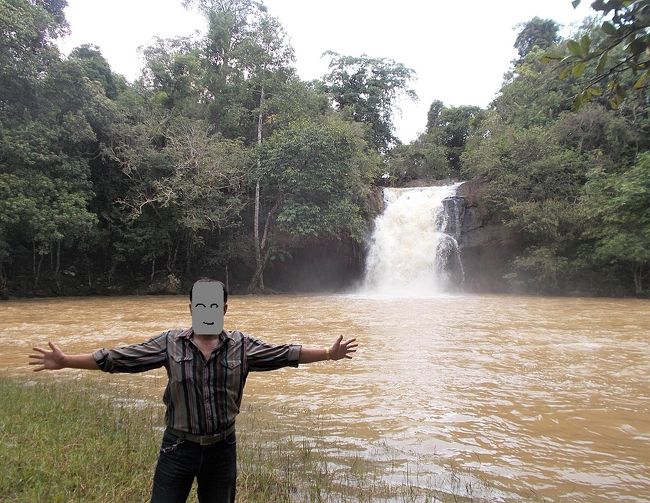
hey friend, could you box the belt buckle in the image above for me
[199,435,212,446]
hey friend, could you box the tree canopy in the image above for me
[1,0,648,297]
[320,52,417,153]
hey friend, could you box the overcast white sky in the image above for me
[57,0,595,143]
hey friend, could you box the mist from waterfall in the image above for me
[360,183,464,296]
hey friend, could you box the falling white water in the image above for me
[361,184,464,296]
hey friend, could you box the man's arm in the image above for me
[29,342,98,371]
[299,335,358,364]
[29,334,168,373]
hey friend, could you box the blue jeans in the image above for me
[151,429,237,503]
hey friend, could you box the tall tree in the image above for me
[0,0,68,117]
[320,52,417,153]
[138,1,298,291]
[69,44,125,99]
[242,8,295,292]
[247,115,380,288]
[429,104,484,173]
[385,134,448,183]
[0,1,108,289]
[140,37,203,112]
[514,17,561,60]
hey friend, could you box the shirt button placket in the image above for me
[203,366,211,427]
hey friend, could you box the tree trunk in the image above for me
[150,256,156,283]
[248,198,282,294]
[167,241,180,273]
[250,86,265,293]
[32,241,44,288]
[35,253,44,289]
[32,241,36,287]
[251,179,264,292]
[185,239,192,274]
[55,240,61,275]
[633,263,644,294]
[54,239,61,291]
[108,261,117,286]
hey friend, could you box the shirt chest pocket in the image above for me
[170,353,193,383]
[220,358,243,399]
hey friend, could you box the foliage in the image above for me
[70,44,125,99]
[461,13,649,294]
[0,0,387,294]
[428,104,484,173]
[385,132,448,184]
[493,47,581,128]
[0,2,109,287]
[582,152,650,293]
[258,115,380,241]
[140,37,203,111]
[386,101,483,183]
[320,52,417,153]
[462,113,594,292]
[553,103,640,165]
[514,17,561,59]
[1,0,648,296]
[544,0,650,109]
[0,0,68,116]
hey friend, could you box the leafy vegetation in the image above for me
[544,0,650,109]
[456,9,649,295]
[388,3,649,295]
[320,52,417,153]
[0,0,648,296]
[0,0,401,295]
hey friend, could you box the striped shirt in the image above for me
[92,328,301,434]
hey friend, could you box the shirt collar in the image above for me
[176,328,234,341]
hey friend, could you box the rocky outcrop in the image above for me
[456,178,521,292]
[440,195,465,238]
[265,234,364,292]
[263,177,520,294]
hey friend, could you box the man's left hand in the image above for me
[329,335,358,360]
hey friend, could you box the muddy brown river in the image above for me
[1,294,649,501]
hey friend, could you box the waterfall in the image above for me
[361,183,465,296]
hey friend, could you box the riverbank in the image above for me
[0,377,475,502]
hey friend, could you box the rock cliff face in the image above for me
[358,179,520,293]
[265,234,364,292]
[263,187,383,293]
[265,178,519,294]
[456,178,521,292]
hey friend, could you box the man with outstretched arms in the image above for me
[28,279,357,503]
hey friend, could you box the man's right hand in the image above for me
[29,341,67,371]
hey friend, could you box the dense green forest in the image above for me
[1,0,648,297]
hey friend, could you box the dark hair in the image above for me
[189,278,228,304]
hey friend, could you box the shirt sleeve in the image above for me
[93,332,168,373]
[244,333,302,372]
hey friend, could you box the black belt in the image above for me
[167,423,235,445]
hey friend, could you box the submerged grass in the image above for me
[0,377,491,502]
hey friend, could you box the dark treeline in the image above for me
[1,0,648,297]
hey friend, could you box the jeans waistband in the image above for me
[166,423,235,446]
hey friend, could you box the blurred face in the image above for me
[191,281,225,335]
